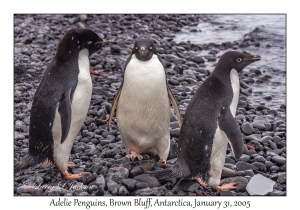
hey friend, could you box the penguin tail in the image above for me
[148,166,185,180]
[14,153,39,173]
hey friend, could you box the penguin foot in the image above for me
[100,70,108,77]
[245,144,255,150]
[67,163,76,169]
[62,170,85,180]
[159,159,167,165]
[195,177,208,187]
[215,182,237,192]
[126,151,143,161]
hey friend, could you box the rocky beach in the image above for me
[14,14,286,196]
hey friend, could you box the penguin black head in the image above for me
[132,38,157,61]
[56,28,109,59]
[216,51,261,73]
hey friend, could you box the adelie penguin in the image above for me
[108,38,182,163]
[151,51,261,191]
[14,28,109,180]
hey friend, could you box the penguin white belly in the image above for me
[52,49,92,170]
[117,54,170,159]
[209,69,240,187]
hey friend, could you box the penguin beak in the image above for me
[95,39,110,47]
[140,46,146,54]
[244,55,261,61]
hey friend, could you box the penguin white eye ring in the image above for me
[236,58,242,62]
[87,41,92,44]
[136,47,138,50]
[149,47,152,50]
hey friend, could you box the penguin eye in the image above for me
[236,58,242,62]
[135,47,138,50]
[149,47,153,50]
[87,41,92,44]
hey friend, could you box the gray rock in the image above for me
[121,179,137,191]
[221,167,236,178]
[271,156,286,166]
[95,175,106,188]
[107,180,121,195]
[118,186,129,196]
[133,174,161,188]
[177,180,200,192]
[245,134,262,142]
[251,121,266,130]
[192,56,205,64]
[105,166,129,183]
[241,122,254,135]
[170,128,180,138]
[236,161,255,171]
[251,162,267,172]
[246,174,275,195]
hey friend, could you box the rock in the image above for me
[221,167,236,178]
[168,139,178,159]
[95,175,106,188]
[121,179,137,191]
[170,128,180,138]
[236,161,255,171]
[130,160,155,177]
[95,186,104,196]
[251,121,266,130]
[118,186,129,196]
[169,79,179,86]
[192,56,205,64]
[220,177,248,192]
[251,162,267,172]
[271,156,286,166]
[133,174,161,188]
[107,180,121,195]
[241,122,254,135]
[277,173,286,184]
[177,180,200,192]
[261,136,273,144]
[246,174,275,195]
[245,134,262,142]
[219,190,235,196]
[105,167,129,183]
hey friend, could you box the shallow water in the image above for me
[175,14,286,110]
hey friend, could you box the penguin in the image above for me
[151,51,261,191]
[108,38,182,163]
[14,28,109,180]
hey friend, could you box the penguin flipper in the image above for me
[218,106,244,160]
[58,89,72,144]
[167,84,182,127]
[107,85,122,131]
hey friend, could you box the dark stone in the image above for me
[135,182,148,189]
[192,56,205,64]
[168,139,178,159]
[241,122,254,135]
[170,128,180,138]
[221,167,236,178]
[177,180,200,192]
[219,190,235,196]
[236,161,255,171]
[95,186,104,196]
[271,156,286,166]
[121,179,137,191]
[118,186,129,196]
[133,174,161,188]
[107,180,121,195]
[251,162,267,172]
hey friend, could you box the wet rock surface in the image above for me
[14,14,286,196]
